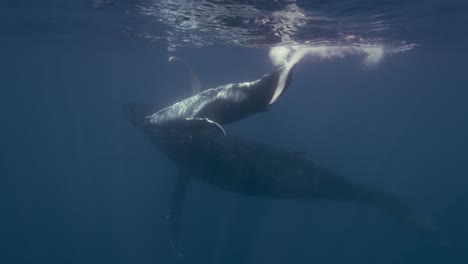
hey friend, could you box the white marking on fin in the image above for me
[201,118,226,136]
[184,118,226,136]
[268,49,306,105]
[169,56,202,95]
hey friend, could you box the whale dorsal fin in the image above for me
[169,56,202,95]
[167,172,190,257]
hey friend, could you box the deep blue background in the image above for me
[1,2,468,264]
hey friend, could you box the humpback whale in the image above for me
[124,108,441,255]
[144,63,295,128]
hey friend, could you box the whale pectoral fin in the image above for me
[185,118,226,136]
[268,64,295,105]
[169,56,202,95]
[268,48,307,105]
[158,118,226,136]
[167,172,190,257]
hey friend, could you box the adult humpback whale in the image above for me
[124,109,441,256]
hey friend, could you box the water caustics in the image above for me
[92,0,420,65]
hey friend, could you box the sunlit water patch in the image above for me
[91,0,427,63]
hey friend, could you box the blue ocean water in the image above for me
[1,0,467,263]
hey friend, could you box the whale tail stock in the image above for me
[340,180,445,246]
[309,168,443,245]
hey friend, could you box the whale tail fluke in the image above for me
[317,169,444,245]
[352,185,445,245]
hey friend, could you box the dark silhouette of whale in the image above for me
[124,108,441,256]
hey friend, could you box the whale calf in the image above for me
[145,63,295,128]
[124,109,441,255]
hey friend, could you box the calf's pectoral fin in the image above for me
[157,118,226,136]
[169,56,202,95]
[268,50,304,105]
